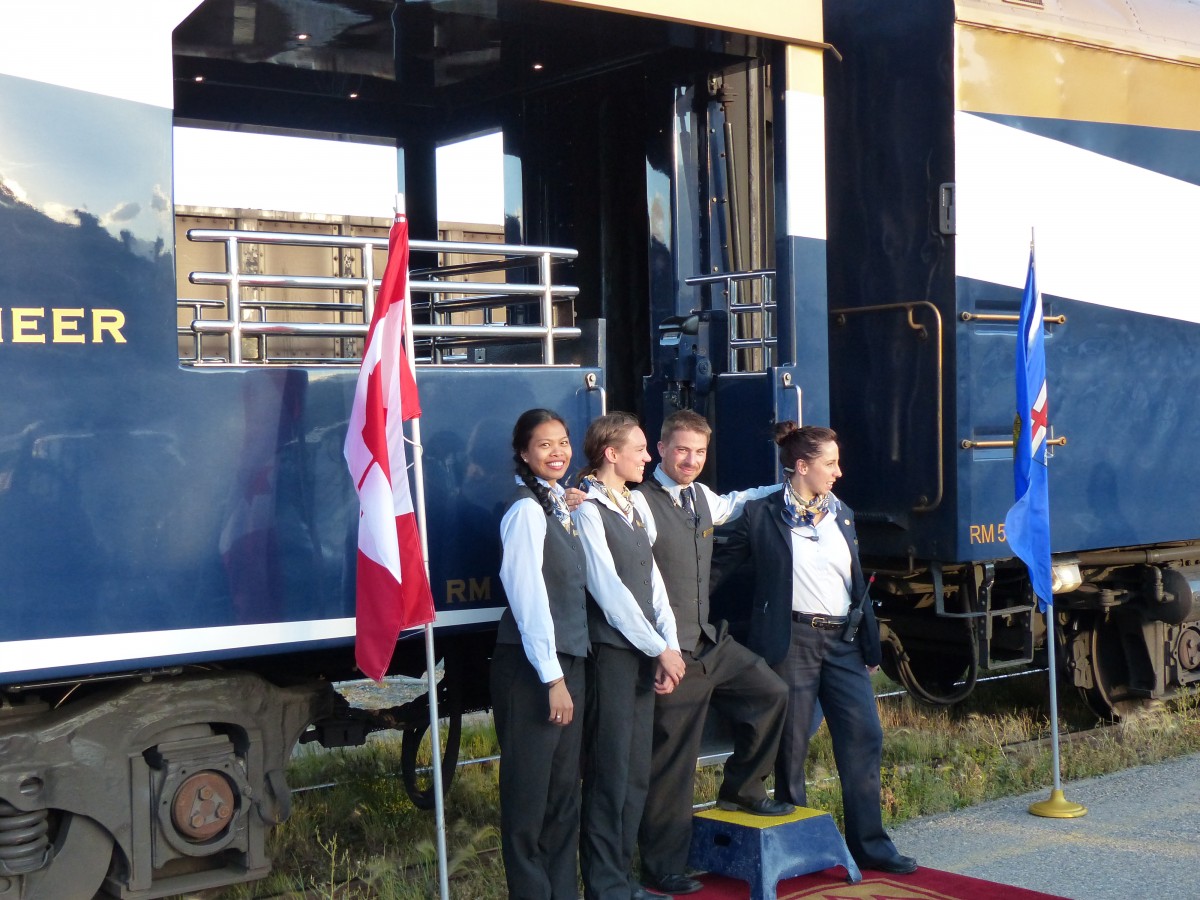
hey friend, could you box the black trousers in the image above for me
[580,644,656,900]
[771,621,898,864]
[637,635,787,880]
[491,645,586,900]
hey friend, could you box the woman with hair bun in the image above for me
[711,422,917,877]
[572,412,685,900]
[492,408,589,899]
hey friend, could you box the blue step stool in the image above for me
[687,806,861,900]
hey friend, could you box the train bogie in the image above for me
[0,672,332,899]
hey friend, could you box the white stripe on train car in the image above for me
[0,1,202,108]
[0,608,505,677]
[785,89,827,241]
[955,111,1200,324]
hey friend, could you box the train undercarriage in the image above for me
[0,629,494,900]
[873,543,1200,719]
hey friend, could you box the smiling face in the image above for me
[522,420,572,486]
[657,427,709,487]
[791,440,841,501]
[606,426,651,485]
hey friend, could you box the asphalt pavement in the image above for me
[888,752,1200,899]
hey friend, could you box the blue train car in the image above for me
[0,1,826,896]
[823,0,1200,712]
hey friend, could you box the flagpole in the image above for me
[1028,605,1085,817]
[394,195,451,898]
[1023,230,1085,819]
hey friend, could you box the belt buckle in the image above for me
[810,615,831,629]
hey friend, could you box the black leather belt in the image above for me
[791,611,848,630]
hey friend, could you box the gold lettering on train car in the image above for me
[445,577,493,603]
[53,308,86,343]
[468,577,491,603]
[92,309,127,343]
[0,307,127,343]
[11,308,46,343]
[969,523,1007,544]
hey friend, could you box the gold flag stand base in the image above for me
[1028,789,1087,819]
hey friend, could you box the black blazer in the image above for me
[711,492,881,668]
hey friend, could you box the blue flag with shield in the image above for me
[1004,251,1052,612]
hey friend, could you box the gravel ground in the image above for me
[889,752,1200,900]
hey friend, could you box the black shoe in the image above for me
[858,854,918,875]
[632,887,674,900]
[641,873,702,895]
[715,794,796,816]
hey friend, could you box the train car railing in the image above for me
[685,269,776,373]
[178,229,581,366]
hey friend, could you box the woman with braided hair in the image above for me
[492,408,589,899]
[573,412,685,900]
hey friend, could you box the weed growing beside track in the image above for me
[200,673,1200,899]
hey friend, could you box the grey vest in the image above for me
[496,486,589,658]
[636,478,718,652]
[585,499,656,650]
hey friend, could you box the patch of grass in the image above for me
[202,677,1200,899]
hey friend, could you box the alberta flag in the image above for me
[344,214,435,681]
[1003,250,1052,612]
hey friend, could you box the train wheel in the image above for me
[16,813,113,900]
[400,672,464,810]
[1068,614,1144,721]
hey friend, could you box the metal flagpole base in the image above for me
[1028,789,1087,818]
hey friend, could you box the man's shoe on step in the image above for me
[641,873,702,895]
[715,794,795,816]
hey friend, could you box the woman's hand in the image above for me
[547,678,573,725]
[659,648,685,684]
[654,648,685,695]
[563,487,587,510]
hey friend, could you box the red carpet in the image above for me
[693,867,1069,899]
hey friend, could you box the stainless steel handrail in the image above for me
[685,269,777,373]
[180,229,580,366]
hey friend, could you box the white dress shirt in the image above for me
[641,466,782,544]
[498,476,572,683]
[789,507,853,617]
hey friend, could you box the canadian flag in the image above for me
[344,214,435,681]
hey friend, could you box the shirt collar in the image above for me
[653,466,687,498]
[512,474,566,497]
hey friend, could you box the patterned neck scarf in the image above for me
[548,486,574,533]
[581,474,638,524]
[782,479,833,530]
